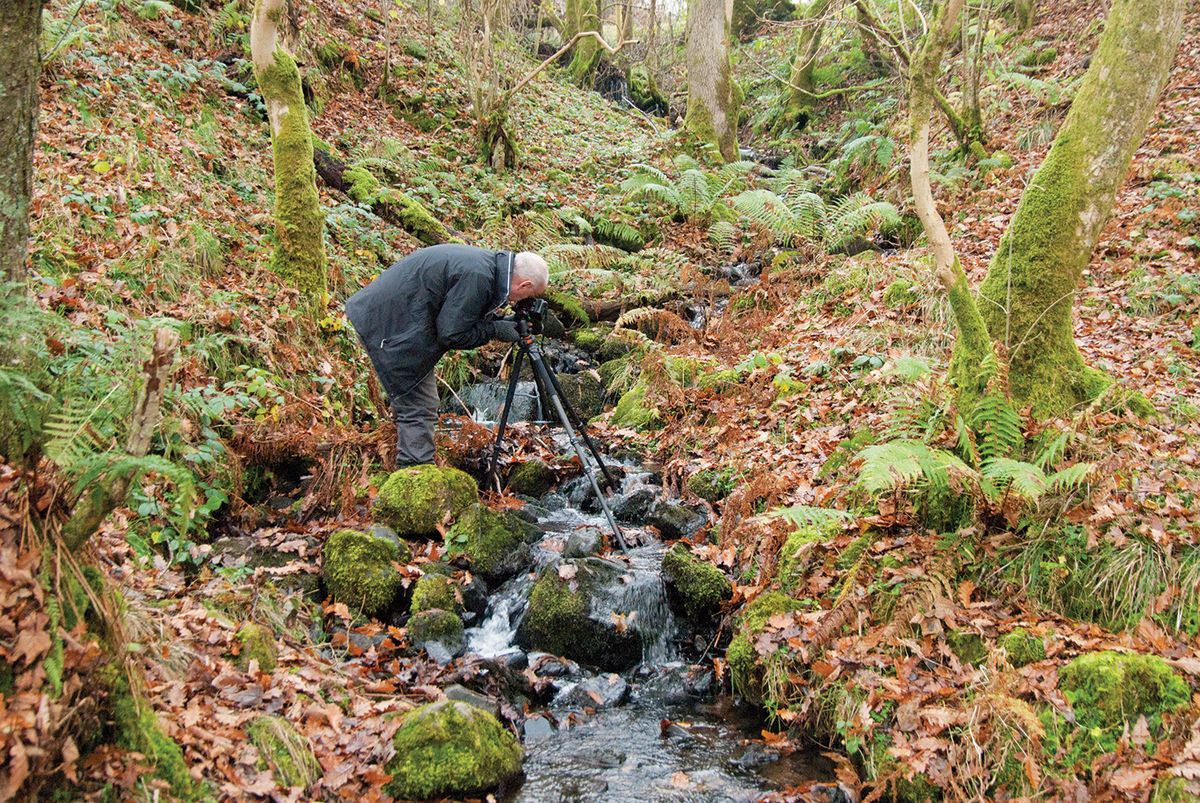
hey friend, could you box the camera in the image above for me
[512,297,548,335]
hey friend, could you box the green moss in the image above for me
[343,163,454,245]
[408,609,465,652]
[506,459,555,497]
[998,628,1045,667]
[321,529,407,617]
[698,368,741,392]
[235,623,278,673]
[1059,651,1188,738]
[253,48,327,313]
[572,325,611,354]
[444,503,536,583]
[410,573,460,615]
[1150,777,1196,803]
[104,666,207,800]
[556,371,605,418]
[687,467,738,502]
[946,630,987,667]
[628,65,667,114]
[247,714,321,790]
[383,700,522,799]
[545,289,590,328]
[883,279,920,307]
[517,563,641,669]
[776,525,834,591]
[611,382,661,430]
[661,543,731,617]
[726,592,805,703]
[315,41,349,70]
[374,465,478,537]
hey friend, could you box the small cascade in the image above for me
[452,380,540,424]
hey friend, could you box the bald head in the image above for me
[509,251,549,303]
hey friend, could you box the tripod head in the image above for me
[512,297,548,336]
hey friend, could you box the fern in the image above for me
[823,194,901,251]
[0,367,51,459]
[1034,429,1072,469]
[1046,461,1094,494]
[707,221,737,252]
[593,218,644,252]
[856,440,976,495]
[981,458,1048,502]
[768,505,854,529]
[71,452,197,532]
[43,394,118,469]
[969,392,1024,461]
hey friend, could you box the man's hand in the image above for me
[492,320,520,342]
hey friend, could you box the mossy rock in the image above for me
[373,465,478,537]
[661,543,731,619]
[883,279,920,308]
[687,467,738,502]
[726,592,805,704]
[321,529,408,617]
[572,324,614,355]
[946,630,986,667]
[409,609,466,656]
[998,627,1045,667]
[1059,651,1189,741]
[383,700,523,800]
[611,382,661,431]
[516,560,642,671]
[444,503,538,584]
[556,371,606,418]
[410,573,461,615]
[247,714,321,790]
[506,459,555,497]
[234,622,278,673]
[775,524,835,591]
[697,368,741,393]
[596,330,641,363]
[628,64,668,115]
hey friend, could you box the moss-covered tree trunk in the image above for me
[1013,0,1036,31]
[566,0,602,85]
[250,0,327,314]
[684,0,739,161]
[782,0,832,130]
[964,0,1187,415]
[0,0,42,282]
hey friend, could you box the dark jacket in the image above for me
[346,244,512,398]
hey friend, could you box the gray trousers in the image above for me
[390,372,439,466]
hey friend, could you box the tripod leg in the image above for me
[528,349,628,552]
[541,367,619,491]
[487,348,526,491]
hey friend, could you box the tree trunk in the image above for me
[0,0,42,283]
[958,0,989,155]
[782,0,832,130]
[684,0,739,161]
[966,0,1187,415]
[567,0,602,84]
[251,0,327,313]
[1013,0,1036,31]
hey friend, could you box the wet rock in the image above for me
[347,630,390,653]
[529,652,583,679]
[562,673,629,710]
[540,492,568,511]
[564,527,605,558]
[444,684,501,717]
[523,714,555,741]
[563,476,593,508]
[661,543,732,619]
[517,561,643,671]
[507,459,556,497]
[383,701,523,800]
[555,370,606,418]
[613,486,657,522]
[459,573,489,619]
[409,609,466,659]
[647,500,706,540]
[445,503,540,584]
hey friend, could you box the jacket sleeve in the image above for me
[435,270,498,349]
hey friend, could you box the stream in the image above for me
[447,374,836,802]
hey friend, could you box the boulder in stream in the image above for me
[506,459,556,497]
[555,370,606,418]
[445,503,540,584]
[373,465,478,537]
[661,543,732,619]
[647,499,707,540]
[408,608,466,658]
[321,529,410,617]
[410,572,463,615]
[562,673,630,710]
[517,560,642,672]
[383,700,523,800]
[563,526,604,558]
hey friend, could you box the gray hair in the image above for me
[514,251,549,290]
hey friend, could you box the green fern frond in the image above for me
[969,392,1024,461]
[1046,461,1094,494]
[593,218,644,252]
[981,457,1048,501]
[707,221,737,252]
[824,195,901,251]
[768,505,854,529]
[856,439,975,495]
[1034,429,1073,469]
[43,394,118,469]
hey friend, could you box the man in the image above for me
[346,244,549,466]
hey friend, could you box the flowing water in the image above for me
[459,459,834,802]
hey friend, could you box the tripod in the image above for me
[487,322,628,553]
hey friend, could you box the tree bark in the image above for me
[782,0,832,130]
[567,0,603,84]
[0,0,42,283]
[684,0,739,161]
[251,0,327,313]
[967,0,1187,415]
